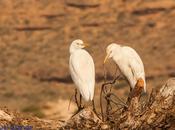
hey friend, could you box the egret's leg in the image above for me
[100,85,105,121]
[92,100,100,118]
[74,89,79,108]
[130,87,132,92]
[72,90,83,117]
[79,94,84,110]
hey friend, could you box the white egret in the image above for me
[104,43,146,92]
[69,39,95,110]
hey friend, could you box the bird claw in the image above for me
[78,105,84,111]
[71,106,84,118]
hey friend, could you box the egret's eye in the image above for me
[78,43,84,47]
[107,50,112,55]
[107,51,112,56]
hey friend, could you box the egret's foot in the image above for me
[78,105,84,111]
[71,106,84,117]
[93,107,100,119]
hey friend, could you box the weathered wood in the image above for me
[0,78,174,129]
[60,78,175,129]
[59,108,101,130]
[117,78,175,129]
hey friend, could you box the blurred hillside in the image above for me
[0,0,175,120]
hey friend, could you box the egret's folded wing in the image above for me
[123,46,145,76]
[69,50,95,101]
[122,46,146,91]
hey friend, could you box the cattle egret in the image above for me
[69,39,95,109]
[104,43,146,92]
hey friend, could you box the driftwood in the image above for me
[0,78,174,130]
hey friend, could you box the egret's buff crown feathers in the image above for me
[104,43,121,63]
[69,39,85,54]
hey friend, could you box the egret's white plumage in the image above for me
[69,39,95,101]
[104,43,146,92]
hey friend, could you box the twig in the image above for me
[105,94,112,121]
[92,100,101,119]
[100,64,108,121]
[107,96,127,108]
[110,107,123,115]
[108,93,127,107]
[101,64,121,121]
[102,76,119,88]
[100,84,105,121]
[100,65,120,121]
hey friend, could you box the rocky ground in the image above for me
[0,0,175,121]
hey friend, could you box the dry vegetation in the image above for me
[0,0,175,129]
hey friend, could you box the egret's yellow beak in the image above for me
[104,54,110,64]
[83,43,89,48]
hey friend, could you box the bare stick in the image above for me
[68,94,74,110]
[100,64,108,121]
[100,67,120,121]
[107,96,128,108]
[110,107,123,115]
[102,76,120,89]
[100,84,105,121]
[108,93,127,107]
[105,94,112,121]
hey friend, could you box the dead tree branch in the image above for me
[61,78,175,130]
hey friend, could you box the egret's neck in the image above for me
[69,45,80,54]
[112,47,122,62]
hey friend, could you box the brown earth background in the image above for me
[0,0,175,120]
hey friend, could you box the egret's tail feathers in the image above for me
[90,92,94,101]
[89,86,94,101]
[79,89,92,102]
[80,91,90,102]
[80,90,94,102]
